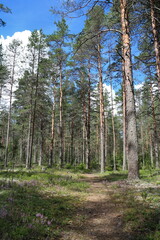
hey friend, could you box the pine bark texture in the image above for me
[120,0,139,179]
[150,0,160,93]
[123,77,127,170]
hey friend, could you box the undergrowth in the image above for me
[0,167,89,240]
[0,167,160,239]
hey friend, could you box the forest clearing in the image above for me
[0,167,160,239]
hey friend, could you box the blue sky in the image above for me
[0,0,144,87]
[1,0,85,37]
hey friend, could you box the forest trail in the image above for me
[61,174,132,240]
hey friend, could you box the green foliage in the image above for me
[0,4,11,26]
[0,168,89,239]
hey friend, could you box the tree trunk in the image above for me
[86,62,91,169]
[82,122,86,164]
[49,86,56,167]
[149,131,154,167]
[150,82,159,168]
[150,0,160,93]
[120,0,139,179]
[83,100,89,169]
[110,80,116,171]
[26,113,32,168]
[0,85,2,107]
[39,121,43,167]
[28,43,41,168]
[70,118,74,165]
[122,77,127,170]
[97,38,105,173]
[104,115,108,168]
[59,63,64,167]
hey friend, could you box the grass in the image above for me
[0,167,160,239]
[92,169,160,240]
[0,167,89,240]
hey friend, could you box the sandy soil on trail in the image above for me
[61,174,131,240]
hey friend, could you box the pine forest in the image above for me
[0,0,160,239]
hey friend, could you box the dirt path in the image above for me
[61,174,132,240]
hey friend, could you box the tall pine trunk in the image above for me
[49,86,56,167]
[122,77,127,170]
[110,79,116,171]
[97,38,105,173]
[150,0,160,93]
[120,0,139,179]
[26,113,32,168]
[59,63,64,167]
[86,62,91,169]
[150,82,159,168]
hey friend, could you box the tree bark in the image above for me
[110,79,116,171]
[97,38,105,173]
[86,62,91,169]
[150,0,160,93]
[149,131,154,167]
[49,86,56,167]
[26,113,32,168]
[122,77,127,170]
[59,63,64,167]
[150,82,159,168]
[120,0,139,179]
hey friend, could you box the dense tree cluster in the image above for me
[0,0,160,179]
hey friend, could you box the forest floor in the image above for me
[0,168,160,239]
[61,172,160,240]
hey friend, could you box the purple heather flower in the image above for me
[0,207,8,218]
[47,221,51,225]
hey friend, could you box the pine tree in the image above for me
[4,39,22,167]
[47,18,71,167]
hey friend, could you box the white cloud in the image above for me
[0,30,31,49]
[134,83,143,90]
[92,83,118,115]
[0,31,31,109]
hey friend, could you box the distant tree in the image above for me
[4,39,22,167]
[47,18,71,167]
[26,29,48,168]
[0,44,8,107]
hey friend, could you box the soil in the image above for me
[61,174,133,240]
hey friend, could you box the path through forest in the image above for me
[61,174,133,240]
